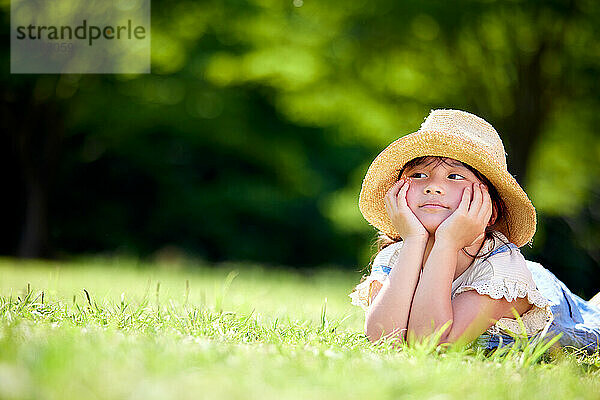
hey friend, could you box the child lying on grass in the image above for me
[350,109,600,352]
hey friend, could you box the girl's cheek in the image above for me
[405,187,419,211]
[407,182,420,197]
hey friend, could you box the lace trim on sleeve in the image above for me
[453,278,548,307]
[488,305,553,337]
[349,242,402,310]
[349,271,388,311]
[454,279,553,336]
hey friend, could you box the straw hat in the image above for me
[358,109,536,247]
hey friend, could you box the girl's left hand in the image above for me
[435,183,493,251]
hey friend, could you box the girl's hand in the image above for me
[384,178,429,240]
[435,183,492,251]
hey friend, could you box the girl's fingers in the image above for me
[397,179,410,207]
[383,196,391,215]
[385,178,406,213]
[384,181,398,203]
[458,185,471,212]
[478,185,493,222]
[386,179,404,200]
[469,183,483,214]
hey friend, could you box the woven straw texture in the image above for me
[358,109,536,247]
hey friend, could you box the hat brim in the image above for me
[358,130,537,247]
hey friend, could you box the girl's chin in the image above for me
[418,217,448,233]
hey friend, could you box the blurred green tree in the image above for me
[1,0,599,293]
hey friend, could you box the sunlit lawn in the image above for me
[1,256,600,400]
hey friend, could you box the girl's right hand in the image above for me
[383,178,429,240]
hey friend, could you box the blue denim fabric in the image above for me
[478,262,600,353]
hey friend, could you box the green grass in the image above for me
[1,256,600,400]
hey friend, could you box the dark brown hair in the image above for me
[369,156,511,267]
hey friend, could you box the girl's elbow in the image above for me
[364,317,384,343]
[364,316,405,344]
[405,322,453,346]
[364,313,393,343]
[365,330,380,343]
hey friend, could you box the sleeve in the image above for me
[349,242,403,310]
[453,244,553,337]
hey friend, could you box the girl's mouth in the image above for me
[420,204,448,210]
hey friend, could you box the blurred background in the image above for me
[1,0,599,296]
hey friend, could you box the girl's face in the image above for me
[400,157,485,234]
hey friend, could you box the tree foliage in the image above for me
[1,0,599,293]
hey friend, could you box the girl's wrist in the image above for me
[432,236,461,252]
[403,234,428,246]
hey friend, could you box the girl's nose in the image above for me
[424,185,444,195]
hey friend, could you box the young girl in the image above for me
[350,109,600,352]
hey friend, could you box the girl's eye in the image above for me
[410,172,427,178]
[448,173,466,180]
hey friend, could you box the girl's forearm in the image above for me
[407,241,458,342]
[364,236,427,342]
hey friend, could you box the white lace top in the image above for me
[349,232,553,337]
